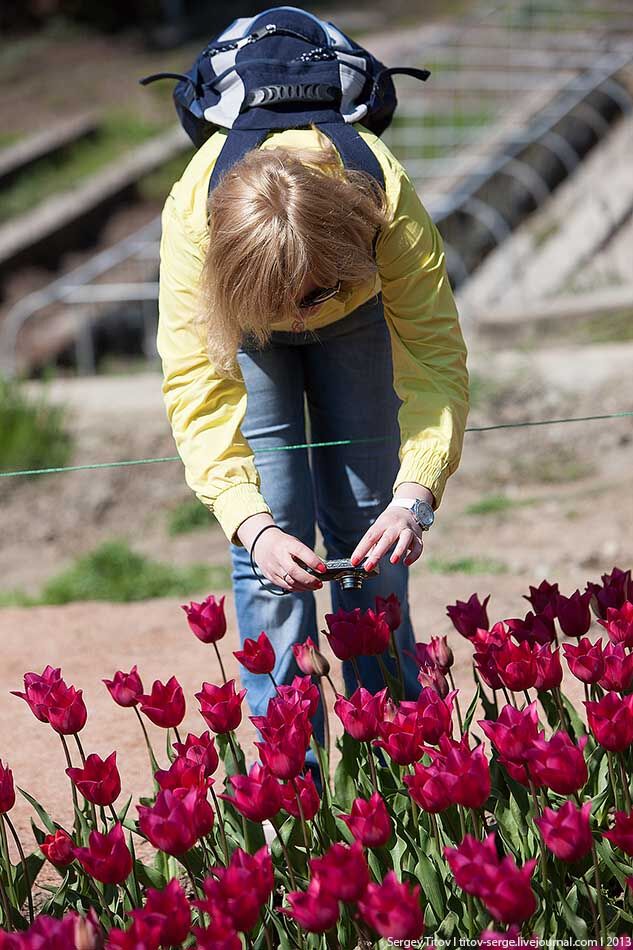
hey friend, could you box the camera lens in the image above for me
[339,573,363,591]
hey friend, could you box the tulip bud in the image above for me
[417,666,449,698]
[294,637,330,677]
[74,910,104,950]
[429,635,454,671]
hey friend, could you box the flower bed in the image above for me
[1,569,633,947]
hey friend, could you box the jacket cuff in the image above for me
[394,453,452,509]
[211,484,272,546]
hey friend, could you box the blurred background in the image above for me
[0,0,631,608]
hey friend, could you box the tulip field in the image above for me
[1,569,633,947]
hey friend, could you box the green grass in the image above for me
[0,111,169,223]
[385,107,494,161]
[0,377,73,475]
[465,493,536,516]
[167,499,219,536]
[0,541,231,607]
[511,447,595,486]
[426,556,508,575]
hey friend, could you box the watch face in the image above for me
[413,500,435,529]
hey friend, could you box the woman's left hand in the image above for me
[350,507,424,572]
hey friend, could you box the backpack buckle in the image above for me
[248,24,277,43]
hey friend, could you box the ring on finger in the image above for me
[283,571,293,585]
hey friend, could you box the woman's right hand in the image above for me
[237,514,326,592]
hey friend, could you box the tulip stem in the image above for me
[580,867,600,944]
[619,754,633,812]
[0,812,35,923]
[500,684,513,707]
[389,632,405,701]
[364,742,378,791]
[180,854,202,900]
[553,687,571,734]
[2,814,34,925]
[59,735,81,830]
[325,674,339,701]
[447,671,464,734]
[73,733,87,764]
[607,752,622,811]
[121,880,136,910]
[133,706,160,774]
[267,672,279,692]
[350,658,363,692]
[523,689,532,707]
[429,811,443,857]
[590,840,608,945]
[212,642,228,684]
[210,787,230,865]
[583,682,591,706]
[292,779,311,860]
[310,737,330,807]
[227,731,243,775]
[0,872,11,930]
[318,681,331,769]
[270,816,299,892]
[528,781,548,892]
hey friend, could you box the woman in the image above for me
[157,125,469,731]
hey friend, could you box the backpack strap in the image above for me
[316,121,385,189]
[208,119,384,195]
[209,128,270,191]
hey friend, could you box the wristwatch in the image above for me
[387,497,435,531]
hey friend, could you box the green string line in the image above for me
[1,410,631,479]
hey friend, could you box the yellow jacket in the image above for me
[157,127,469,545]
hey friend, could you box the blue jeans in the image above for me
[230,295,421,746]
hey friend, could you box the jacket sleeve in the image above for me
[156,192,271,544]
[376,157,469,508]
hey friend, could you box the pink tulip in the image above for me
[358,871,425,941]
[103,666,143,708]
[446,593,490,640]
[535,801,593,862]
[73,823,132,885]
[340,792,392,848]
[234,631,276,675]
[182,594,227,643]
[334,687,387,742]
[139,676,185,729]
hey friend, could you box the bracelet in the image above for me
[248,524,287,597]
[249,523,282,559]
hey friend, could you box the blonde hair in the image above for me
[202,140,388,375]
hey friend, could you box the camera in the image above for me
[297,557,379,591]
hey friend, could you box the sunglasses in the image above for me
[298,280,341,310]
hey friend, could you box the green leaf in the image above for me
[334,733,360,812]
[462,682,482,734]
[559,883,589,938]
[17,787,56,834]
[14,850,45,911]
[473,667,498,720]
[389,835,408,882]
[116,795,133,825]
[559,689,587,740]
[412,850,445,921]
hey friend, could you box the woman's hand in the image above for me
[350,507,424,572]
[238,514,326,592]
[350,484,434,572]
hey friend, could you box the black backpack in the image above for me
[141,6,430,191]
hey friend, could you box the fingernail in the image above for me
[317,564,327,573]
[316,581,323,589]
[391,555,399,564]
[365,562,373,571]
